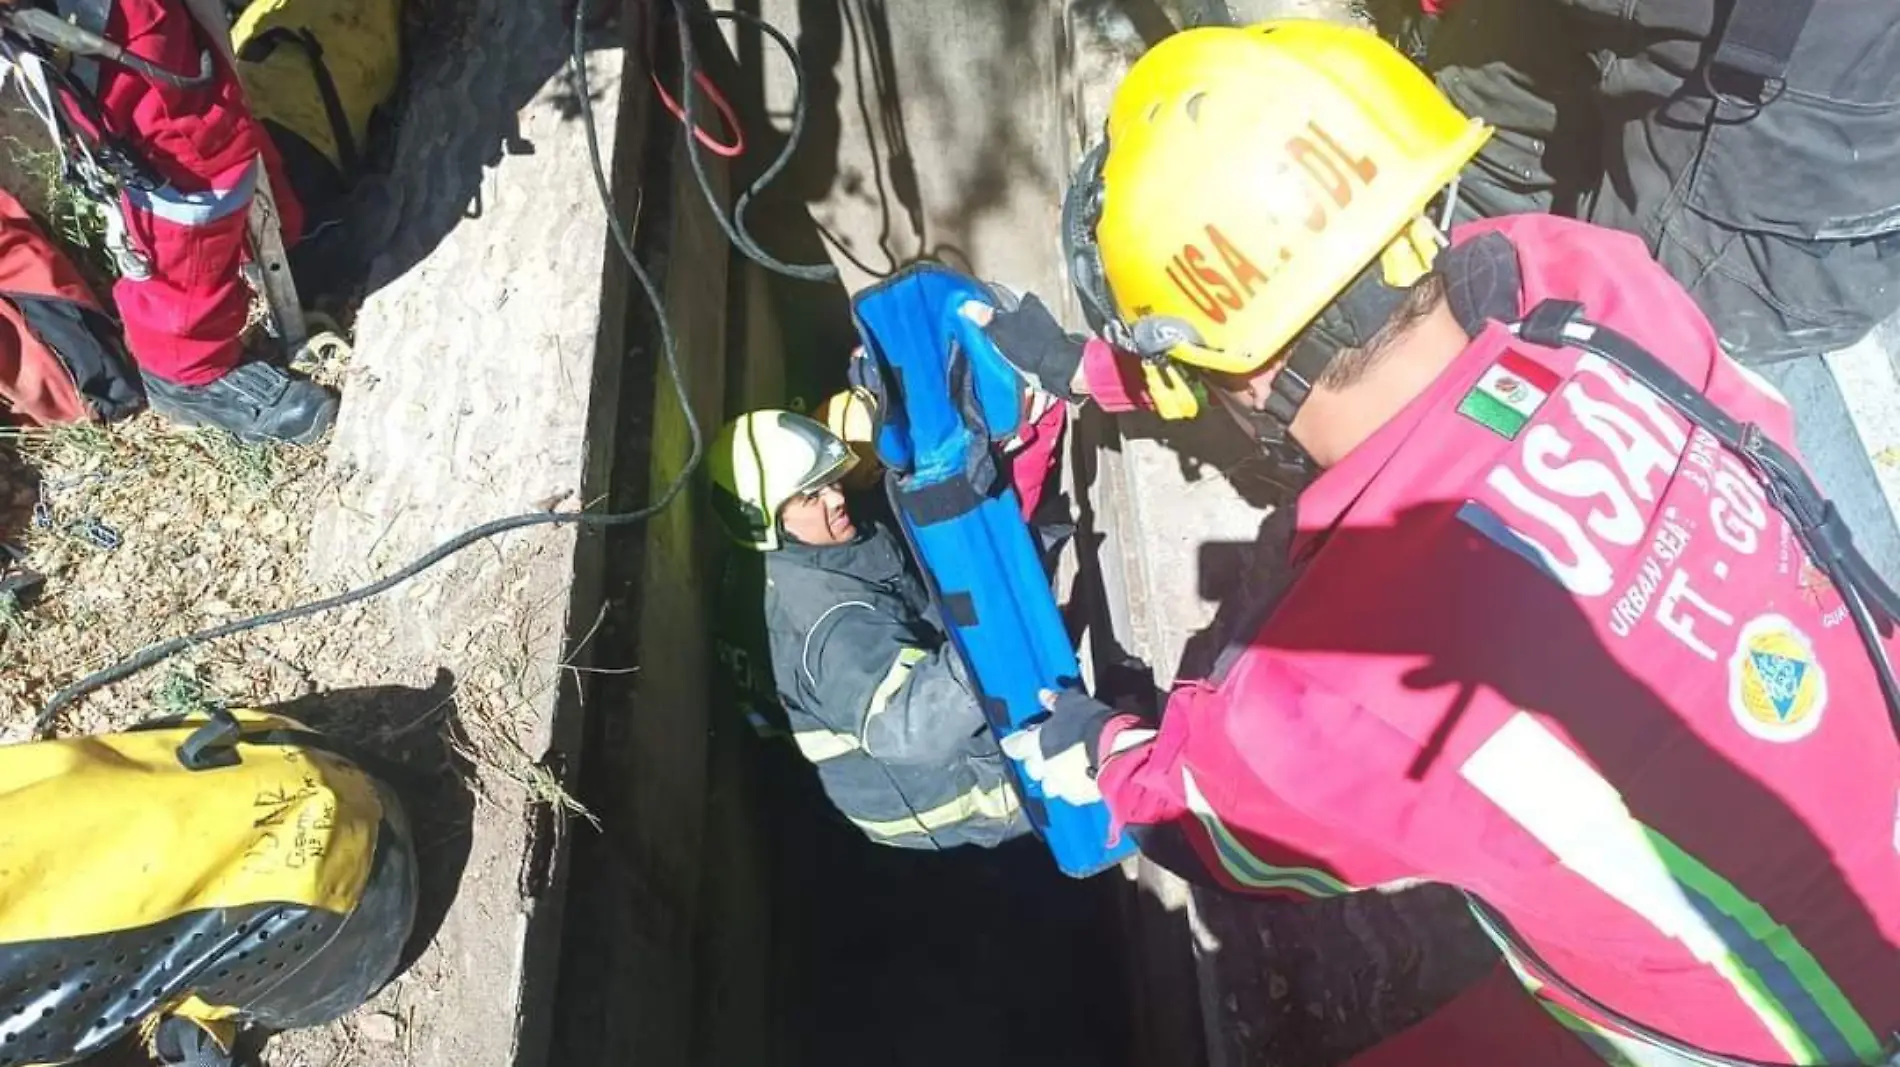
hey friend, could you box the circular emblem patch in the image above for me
[1728,614,1827,743]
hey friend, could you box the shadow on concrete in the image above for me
[1063,406,1168,714]
[1159,501,1898,1064]
[1117,408,1297,512]
[768,0,926,279]
[1188,881,1495,1067]
[709,0,861,380]
[1175,504,1299,683]
[724,0,1061,287]
[866,0,1057,275]
[290,0,589,313]
[268,669,477,975]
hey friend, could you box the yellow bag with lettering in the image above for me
[0,709,416,1067]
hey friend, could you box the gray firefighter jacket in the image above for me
[764,519,1031,849]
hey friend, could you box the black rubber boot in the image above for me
[142,361,339,446]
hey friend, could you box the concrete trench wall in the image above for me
[316,3,787,1064]
[543,6,748,1060]
[540,3,1430,1065]
[544,5,1147,1065]
[527,4,1500,1067]
[294,1,637,1064]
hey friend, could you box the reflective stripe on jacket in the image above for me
[1096,215,1900,1063]
[764,519,1028,850]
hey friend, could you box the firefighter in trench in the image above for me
[980,22,1900,1065]
[707,407,1036,850]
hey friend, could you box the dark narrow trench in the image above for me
[743,720,1134,1067]
[692,105,1137,1067]
[545,10,1141,1056]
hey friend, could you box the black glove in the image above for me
[979,293,1087,402]
[1035,687,1118,768]
[1001,687,1134,806]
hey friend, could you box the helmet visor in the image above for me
[791,450,857,499]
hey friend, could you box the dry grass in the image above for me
[0,351,579,824]
[3,135,121,292]
[0,415,329,739]
[0,408,587,816]
[426,563,599,823]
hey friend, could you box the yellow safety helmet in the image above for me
[709,410,858,551]
[1066,20,1491,418]
[815,386,886,490]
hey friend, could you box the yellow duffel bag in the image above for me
[231,0,403,231]
[0,708,416,1067]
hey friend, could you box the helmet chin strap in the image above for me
[1066,129,1440,483]
[1212,385,1320,492]
[1212,258,1411,491]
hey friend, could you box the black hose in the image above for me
[119,47,216,90]
[37,0,738,734]
[671,1,839,282]
[1838,565,1900,732]
[0,10,212,89]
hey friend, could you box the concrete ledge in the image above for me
[1827,317,1900,560]
[545,7,750,1061]
[295,2,629,1063]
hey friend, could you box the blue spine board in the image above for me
[849,263,1136,879]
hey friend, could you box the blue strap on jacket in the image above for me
[848,262,1136,878]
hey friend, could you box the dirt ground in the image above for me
[0,1,603,1064]
[0,96,361,740]
[0,279,560,1067]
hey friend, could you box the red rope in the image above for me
[648,9,744,159]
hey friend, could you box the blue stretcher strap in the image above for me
[849,262,1137,878]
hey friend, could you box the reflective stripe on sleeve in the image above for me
[1180,767,1353,898]
[1461,712,1879,1065]
[850,780,1021,842]
[858,646,929,743]
[792,730,860,762]
[791,647,927,764]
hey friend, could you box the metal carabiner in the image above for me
[74,517,122,552]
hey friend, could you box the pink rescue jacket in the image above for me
[1088,214,1900,1063]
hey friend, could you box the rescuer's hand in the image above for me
[1001,687,1154,806]
[961,295,1089,403]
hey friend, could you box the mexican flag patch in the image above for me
[1457,350,1561,440]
